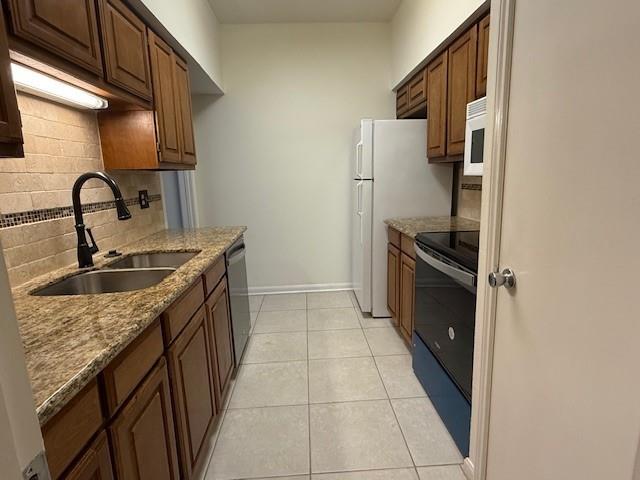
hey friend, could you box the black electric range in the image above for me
[412,230,480,457]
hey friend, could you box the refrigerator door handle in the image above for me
[357,180,363,213]
[356,141,363,178]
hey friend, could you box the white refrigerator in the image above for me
[351,119,453,317]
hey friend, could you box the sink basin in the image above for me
[105,252,199,270]
[32,268,175,296]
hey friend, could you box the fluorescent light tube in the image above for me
[11,63,108,110]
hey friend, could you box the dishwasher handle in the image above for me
[415,243,476,288]
[227,243,246,266]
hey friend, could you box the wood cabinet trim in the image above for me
[167,305,218,478]
[476,14,490,97]
[206,277,234,409]
[6,0,104,75]
[400,234,416,260]
[98,0,153,100]
[399,252,416,345]
[42,380,103,480]
[387,243,400,323]
[64,431,114,480]
[162,277,205,345]
[446,25,478,156]
[396,84,409,116]
[109,358,180,480]
[102,320,164,416]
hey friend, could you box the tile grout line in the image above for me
[363,319,419,471]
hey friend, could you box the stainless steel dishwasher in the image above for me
[226,237,251,366]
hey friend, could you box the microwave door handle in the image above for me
[415,244,477,288]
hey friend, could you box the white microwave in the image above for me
[464,96,487,176]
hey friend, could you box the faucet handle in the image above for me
[86,227,99,254]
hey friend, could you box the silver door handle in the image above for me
[488,268,516,289]
[227,246,246,266]
[415,244,476,288]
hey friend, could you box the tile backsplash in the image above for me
[0,93,165,287]
[456,164,482,222]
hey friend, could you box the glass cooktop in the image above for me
[415,230,480,272]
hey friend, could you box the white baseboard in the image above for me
[248,283,353,295]
[462,457,475,479]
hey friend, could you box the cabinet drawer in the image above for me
[162,278,205,345]
[203,256,226,297]
[42,380,103,480]
[408,69,427,108]
[396,84,409,116]
[388,227,401,248]
[400,234,416,259]
[102,321,164,416]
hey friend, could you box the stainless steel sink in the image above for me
[105,252,199,270]
[32,268,175,296]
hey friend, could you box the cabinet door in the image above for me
[6,0,102,74]
[387,243,400,324]
[426,51,448,158]
[206,277,234,407]
[447,26,478,156]
[167,306,218,479]
[396,84,408,118]
[399,252,416,344]
[64,432,114,480]
[110,358,180,480]
[476,15,490,97]
[0,7,23,156]
[174,55,196,164]
[99,0,152,100]
[148,29,181,164]
[407,69,427,109]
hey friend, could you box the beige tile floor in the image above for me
[204,291,464,480]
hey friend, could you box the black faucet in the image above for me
[72,172,131,268]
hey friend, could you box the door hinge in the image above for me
[23,451,50,480]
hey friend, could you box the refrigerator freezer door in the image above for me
[351,179,373,312]
[353,119,373,180]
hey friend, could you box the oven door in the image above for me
[463,113,486,176]
[414,243,477,400]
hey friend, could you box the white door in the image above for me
[483,0,640,479]
[352,179,372,312]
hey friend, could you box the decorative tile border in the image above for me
[461,183,482,191]
[0,194,162,229]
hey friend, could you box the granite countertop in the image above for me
[11,227,246,425]
[384,216,480,239]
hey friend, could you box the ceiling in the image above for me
[209,0,402,24]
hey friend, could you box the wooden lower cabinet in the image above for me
[387,243,400,324]
[167,305,219,479]
[206,277,235,406]
[399,252,416,344]
[109,358,180,480]
[63,432,114,480]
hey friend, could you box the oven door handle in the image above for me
[415,244,477,288]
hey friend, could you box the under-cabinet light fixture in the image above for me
[11,63,108,110]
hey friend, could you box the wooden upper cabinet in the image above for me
[476,15,490,97]
[426,51,448,158]
[5,0,103,74]
[0,7,23,157]
[110,358,180,480]
[206,277,234,407]
[148,29,181,164]
[167,306,218,479]
[407,68,427,109]
[399,252,416,344]
[446,25,477,156]
[396,84,409,117]
[98,0,152,100]
[64,432,114,480]
[174,55,196,164]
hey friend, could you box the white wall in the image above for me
[390,0,484,87]
[139,0,224,92]
[193,23,394,292]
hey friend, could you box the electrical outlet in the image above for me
[138,190,149,209]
